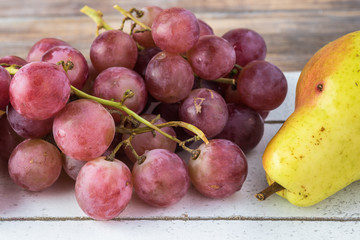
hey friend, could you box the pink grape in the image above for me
[179,88,228,139]
[8,138,63,191]
[26,37,70,62]
[151,7,200,53]
[145,51,194,103]
[75,157,133,220]
[188,139,248,198]
[132,149,190,207]
[236,60,287,111]
[90,30,138,72]
[92,67,148,122]
[0,66,11,110]
[216,103,264,152]
[9,62,71,120]
[7,104,53,139]
[187,35,236,80]
[133,6,163,48]
[41,46,89,89]
[0,55,27,66]
[198,19,214,36]
[222,28,267,67]
[0,114,23,162]
[122,114,177,163]
[53,99,115,161]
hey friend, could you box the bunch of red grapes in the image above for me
[0,5,287,220]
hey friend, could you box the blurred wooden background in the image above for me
[0,0,359,71]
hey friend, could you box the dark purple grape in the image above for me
[0,66,11,110]
[236,60,287,111]
[222,28,267,67]
[53,99,115,161]
[7,104,53,138]
[179,88,228,139]
[258,110,270,120]
[198,19,214,36]
[193,78,224,95]
[145,51,194,103]
[224,84,243,104]
[81,62,99,94]
[26,37,70,62]
[188,139,248,198]
[75,157,133,220]
[151,7,199,53]
[0,55,27,66]
[92,67,148,122]
[122,114,177,162]
[152,102,190,144]
[216,103,264,152]
[133,47,161,78]
[132,149,190,207]
[63,155,87,181]
[41,46,89,89]
[187,35,236,80]
[8,138,63,191]
[0,114,23,163]
[90,30,138,72]
[9,62,71,120]
[133,6,163,48]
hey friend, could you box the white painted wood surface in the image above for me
[2,72,360,239]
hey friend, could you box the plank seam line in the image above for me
[0,216,359,222]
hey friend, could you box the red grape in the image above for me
[0,55,27,66]
[9,62,71,120]
[188,139,248,198]
[179,88,228,139]
[132,149,190,207]
[90,30,138,72]
[216,103,264,152]
[53,99,115,161]
[198,19,214,36]
[0,66,11,110]
[41,46,89,89]
[222,28,267,67]
[122,114,177,162]
[187,35,236,80]
[26,37,70,62]
[92,67,148,122]
[151,7,199,53]
[145,51,194,103]
[133,6,163,48]
[8,138,63,191]
[75,157,133,220]
[7,104,53,139]
[236,60,287,111]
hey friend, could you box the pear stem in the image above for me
[255,182,285,201]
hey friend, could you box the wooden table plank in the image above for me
[1,220,359,240]
[1,1,359,71]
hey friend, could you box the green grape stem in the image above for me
[71,86,209,146]
[113,5,152,31]
[1,64,21,75]
[80,5,113,35]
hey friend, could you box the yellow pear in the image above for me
[257,31,360,207]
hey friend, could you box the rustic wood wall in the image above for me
[0,0,359,71]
